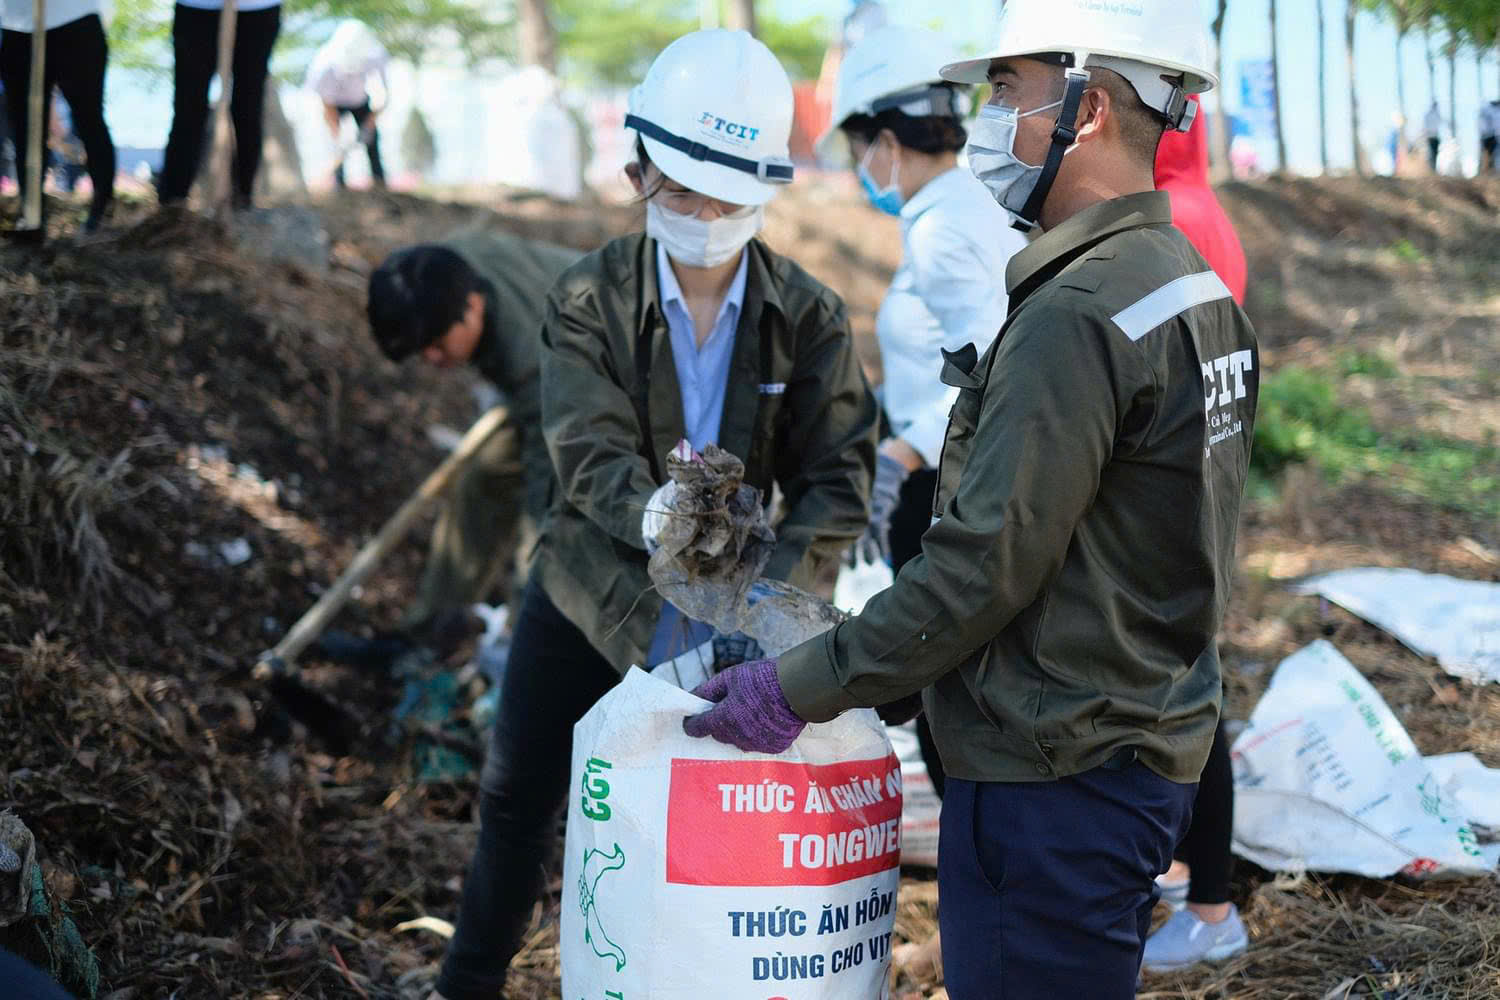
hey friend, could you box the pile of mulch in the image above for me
[0,206,501,997]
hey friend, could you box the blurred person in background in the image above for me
[306,19,389,190]
[1141,93,1249,972]
[1424,100,1444,171]
[0,0,115,230]
[157,0,280,209]
[1480,99,1498,174]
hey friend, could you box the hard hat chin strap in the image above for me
[625,114,794,184]
[1013,68,1090,233]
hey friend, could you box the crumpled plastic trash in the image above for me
[648,441,847,658]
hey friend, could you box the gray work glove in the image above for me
[855,452,909,566]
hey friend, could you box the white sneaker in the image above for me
[1154,870,1189,912]
[1142,905,1248,972]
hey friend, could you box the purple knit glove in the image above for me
[682,659,807,754]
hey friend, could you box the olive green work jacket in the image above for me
[444,230,583,523]
[778,192,1260,784]
[533,233,879,670]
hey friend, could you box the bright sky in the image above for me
[777,0,1500,174]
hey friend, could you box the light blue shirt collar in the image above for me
[656,242,749,333]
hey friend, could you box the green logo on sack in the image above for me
[580,843,627,971]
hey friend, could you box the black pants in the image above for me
[437,580,621,1000]
[0,15,115,217]
[939,764,1195,998]
[1428,136,1441,170]
[1174,719,1233,904]
[1483,136,1497,173]
[157,3,280,203]
[331,101,385,188]
[888,467,948,799]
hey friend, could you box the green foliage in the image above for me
[1338,350,1402,378]
[288,0,512,66]
[552,0,828,88]
[1388,237,1428,263]
[107,0,172,77]
[1253,367,1500,515]
[756,13,831,82]
[552,0,694,88]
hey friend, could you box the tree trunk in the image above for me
[207,0,238,219]
[726,0,755,36]
[1211,0,1231,181]
[1448,47,1458,146]
[517,0,557,72]
[1346,0,1365,175]
[255,81,306,199]
[21,0,44,230]
[1395,31,1408,140]
[1426,31,1438,101]
[1317,0,1328,171]
[1270,0,1288,171]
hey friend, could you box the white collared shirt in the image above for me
[2,0,97,31]
[877,167,1026,467]
[306,35,389,107]
[656,240,748,453]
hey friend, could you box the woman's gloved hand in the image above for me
[856,451,910,566]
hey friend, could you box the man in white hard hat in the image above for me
[683,1,1260,995]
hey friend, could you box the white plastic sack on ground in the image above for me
[1424,752,1500,830]
[562,668,900,999]
[1231,640,1496,878]
[1291,568,1500,684]
[886,722,940,867]
[834,554,893,615]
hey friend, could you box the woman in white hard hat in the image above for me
[427,29,877,1000]
[823,29,1027,981]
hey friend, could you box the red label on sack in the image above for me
[666,754,903,887]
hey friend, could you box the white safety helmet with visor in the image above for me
[940,0,1217,232]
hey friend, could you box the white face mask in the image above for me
[646,200,764,269]
[965,99,1083,230]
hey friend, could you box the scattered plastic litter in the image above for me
[1291,568,1500,684]
[217,538,253,567]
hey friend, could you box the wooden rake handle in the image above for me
[252,405,510,680]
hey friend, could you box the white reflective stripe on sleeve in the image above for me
[1110,271,1233,342]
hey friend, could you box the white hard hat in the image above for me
[627,29,795,207]
[328,20,381,76]
[940,0,1216,132]
[816,25,966,160]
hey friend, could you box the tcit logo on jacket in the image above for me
[697,111,760,145]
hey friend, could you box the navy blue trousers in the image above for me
[0,949,75,999]
[938,762,1196,999]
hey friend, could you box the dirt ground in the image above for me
[2,174,1498,999]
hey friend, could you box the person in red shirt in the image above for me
[1141,95,1249,972]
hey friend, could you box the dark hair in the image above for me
[1092,68,1168,167]
[630,137,672,202]
[367,245,483,361]
[840,85,968,155]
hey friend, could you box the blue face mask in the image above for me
[857,139,903,217]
